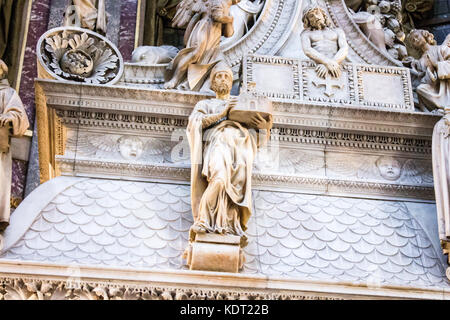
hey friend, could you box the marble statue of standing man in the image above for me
[186,61,272,247]
[0,60,29,232]
[300,4,348,79]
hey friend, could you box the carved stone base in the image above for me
[185,234,244,273]
[442,241,450,280]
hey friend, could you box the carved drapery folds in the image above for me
[405,30,449,112]
[63,0,107,35]
[163,0,240,92]
[432,108,450,279]
[185,62,273,272]
[0,60,29,232]
[345,0,409,61]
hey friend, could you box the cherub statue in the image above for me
[186,61,272,246]
[0,60,29,232]
[405,29,449,111]
[164,0,240,91]
[301,4,349,79]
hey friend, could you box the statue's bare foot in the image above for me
[190,224,206,235]
[164,79,177,90]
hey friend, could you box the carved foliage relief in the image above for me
[37,27,123,84]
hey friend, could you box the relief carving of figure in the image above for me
[164,0,240,92]
[405,30,450,111]
[0,60,29,232]
[63,0,107,35]
[301,4,349,79]
[346,0,408,60]
[186,62,272,246]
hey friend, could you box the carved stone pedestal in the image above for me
[442,241,450,280]
[185,234,244,273]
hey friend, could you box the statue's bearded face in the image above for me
[211,72,233,96]
[307,9,326,30]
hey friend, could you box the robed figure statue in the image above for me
[164,0,240,91]
[406,30,449,111]
[186,62,272,247]
[0,60,29,232]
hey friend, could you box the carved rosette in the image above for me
[37,27,124,85]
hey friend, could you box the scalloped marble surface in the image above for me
[1,178,447,288]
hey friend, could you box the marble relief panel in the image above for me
[63,129,433,187]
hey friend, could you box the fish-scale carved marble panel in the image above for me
[1,178,447,288]
[2,179,192,268]
[245,191,447,287]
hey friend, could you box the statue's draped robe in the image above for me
[415,43,450,109]
[166,0,233,91]
[65,0,107,35]
[0,80,29,229]
[187,99,257,239]
[433,112,450,243]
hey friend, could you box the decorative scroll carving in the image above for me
[37,27,124,85]
[0,277,341,300]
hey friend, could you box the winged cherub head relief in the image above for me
[118,136,144,160]
[375,156,402,181]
